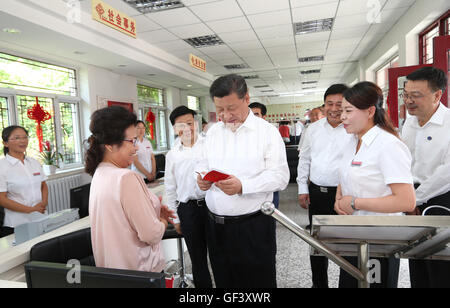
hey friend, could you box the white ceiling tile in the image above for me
[327,38,360,50]
[290,0,339,8]
[333,13,373,29]
[168,23,214,38]
[237,49,270,57]
[337,0,388,17]
[247,9,292,29]
[219,30,258,43]
[133,15,162,33]
[200,44,234,55]
[139,29,180,44]
[237,0,290,15]
[330,25,369,40]
[146,7,201,27]
[254,24,294,39]
[206,17,252,33]
[292,2,338,22]
[266,45,297,56]
[296,40,328,52]
[189,0,243,22]
[228,40,263,51]
[261,36,295,48]
[298,48,327,58]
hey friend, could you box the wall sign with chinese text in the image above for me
[189,54,206,72]
[92,0,136,38]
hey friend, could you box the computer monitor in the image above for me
[25,261,166,288]
[70,184,91,218]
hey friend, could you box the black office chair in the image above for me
[154,153,166,179]
[29,227,95,266]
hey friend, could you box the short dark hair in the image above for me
[324,84,349,101]
[249,102,267,116]
[209,74,248,100]
[85,106,137,176]
[169,105,197,125]
[406,66,448,92]
[2,125,28,156]
[136,120,146,127]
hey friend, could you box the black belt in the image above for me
[309,182,337,194]
[178,199,206,207]
[207,209,262,225]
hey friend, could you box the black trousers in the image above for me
[339,256,400,288]
[308,182,338,288]
[409,189,450,288]
[177,201,212,288]
[206,211,277,288]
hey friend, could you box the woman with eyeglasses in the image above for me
[86,106,175,272]
[131,120,156,184]
[0,125,48,238]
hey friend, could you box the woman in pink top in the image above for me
[85,106,174,273]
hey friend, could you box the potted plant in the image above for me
[40,141,63,175]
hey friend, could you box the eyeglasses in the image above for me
[122,138,137,146]
[8,136,29,141]
[400,92,433,101]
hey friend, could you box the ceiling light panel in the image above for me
[294,18,334,35]
[122,0,184,14]
[184,35,224,48]
[298,55,324,63]
[224,64,250,70]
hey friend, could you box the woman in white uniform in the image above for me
[335,82,416,288]
[131,121,156,184]
[0,125,48,237]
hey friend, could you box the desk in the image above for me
[0,179,172,284]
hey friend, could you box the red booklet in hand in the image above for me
[201,169,230,183]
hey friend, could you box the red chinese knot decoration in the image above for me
[27,97,52,152]
[145,109,156,140]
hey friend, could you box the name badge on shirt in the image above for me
[33,172,41,176]
[351,160,362,167]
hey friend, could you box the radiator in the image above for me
[46,174,82,214]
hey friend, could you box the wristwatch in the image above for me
[350,196,357,211]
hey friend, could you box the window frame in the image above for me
[0,84,83,170]
[419,10,450,65]
[137,84,169,152]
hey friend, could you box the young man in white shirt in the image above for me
[165,106,212,288]
[197,74,289,288]
[401,66,450,288]
[297,84,352,288]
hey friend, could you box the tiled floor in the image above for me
[183,183,411,288]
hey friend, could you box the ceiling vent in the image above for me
[184,35,224,48]
[302,81,318,84]
[254,85,270,88]
[300,69,321,75]
[242,75,259,79]
[224,64,250,70]
[294,18,334,35]
[122,0,184,13]
[261,90,274,92]
[298,55,324,63]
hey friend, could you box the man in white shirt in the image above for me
[197,74,289,288]
[297,84,352,288]
[401,66,450,288]
[293,120,304,144]
[165,105,212,288]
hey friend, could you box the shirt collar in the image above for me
[5,154,27,165]
[322,117,344,130]
[427,103,446,126]
[361,125,381,147]
[218,108,256,132]
[175,134,205,151]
